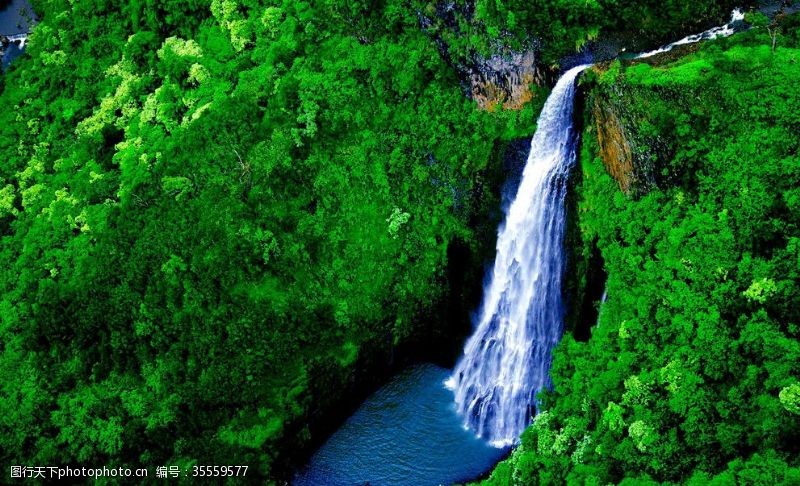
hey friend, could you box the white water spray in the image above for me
[3,33,28,48]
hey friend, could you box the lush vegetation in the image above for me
[485,14,800,485]
[0,0,543,479]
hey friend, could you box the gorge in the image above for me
[294,62,588,486]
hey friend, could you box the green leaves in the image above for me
[0,0,521,478]
[386,207,411,239]
[160,176,195,201]
[779,384,800,415]
[744,278,778,304]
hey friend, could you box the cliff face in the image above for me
[561,61,666,333]
[583,63,673,196]
[416,3,549,112]
[592,95,636,193]
[469,51,548,111]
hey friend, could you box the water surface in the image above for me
[294,364,508,486]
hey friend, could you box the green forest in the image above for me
[1,0,798,484]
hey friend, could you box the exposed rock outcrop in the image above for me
[592,96,635,194]
[469,51,548,111]
[417,2,549,111]
[583,64,669,196]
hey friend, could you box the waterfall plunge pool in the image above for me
[293,64,589,486]
[294,363,509,486]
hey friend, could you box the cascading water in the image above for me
[296,9,753,484]
[445,64,589,447]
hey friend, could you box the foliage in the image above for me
[3,1,799,483]
[0,0,537,480]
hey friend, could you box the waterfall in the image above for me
[445,64,589,447]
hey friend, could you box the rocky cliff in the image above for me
[591,91,636,194]
[469,51,549,111]
[581,57,684,196]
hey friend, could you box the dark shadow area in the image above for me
[572,242,607,341]
[562,78,608,341]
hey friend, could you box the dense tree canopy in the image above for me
[417,0,741,65]
[0,0,541,479]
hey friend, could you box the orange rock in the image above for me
[593,98,634,194]
[470,51,544,111]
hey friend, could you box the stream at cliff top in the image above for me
[293,364,508,486]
